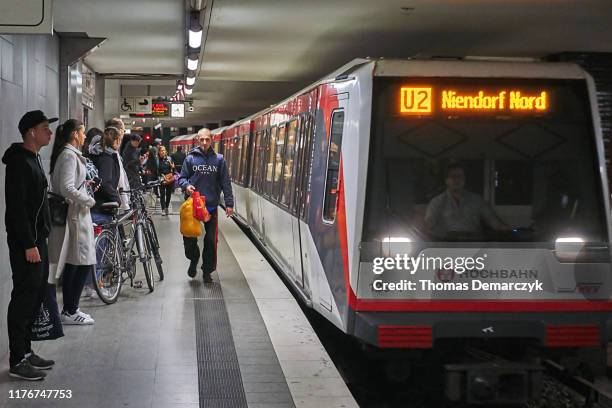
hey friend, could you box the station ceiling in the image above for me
[54,0,612,127]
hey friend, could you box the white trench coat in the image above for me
[48,144,97,278]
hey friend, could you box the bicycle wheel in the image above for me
[137,225,154,293]
[145,217,164,281]
[93,229,122,304]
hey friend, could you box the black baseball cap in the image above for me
[18,110,58,135]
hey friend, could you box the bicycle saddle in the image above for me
[101,202,120,209]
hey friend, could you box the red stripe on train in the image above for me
[545,325,600,347]
[379,325,433,348]
[353,299,612,312]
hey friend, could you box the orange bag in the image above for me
[192,191,210,222]
[179,198,202,237]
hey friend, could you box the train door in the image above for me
[282,119,303,287]
[318,94,348,311]
[292,114,315,292]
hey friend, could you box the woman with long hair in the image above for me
[158,145,175,216]
[90,126,122,224]
[48,119,96,325]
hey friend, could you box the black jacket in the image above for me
[158,156,174,176]
[92,151,121,209]
[121,143,142,189]
[2,143,51,249]
[171,150,185,168]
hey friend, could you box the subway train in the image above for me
[215,58,611,402]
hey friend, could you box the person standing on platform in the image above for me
[2,110,56,380]
[179,128,234,283]
[157,146,175,216]
[146,140,160,197]
[121,134,144,189]
[48,119,96,325]
[171,145,186,171]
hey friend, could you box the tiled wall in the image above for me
[0,34,60,360]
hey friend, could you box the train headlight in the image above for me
[382,236,414,257]
[554,236,585,262]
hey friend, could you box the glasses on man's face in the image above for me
[199,138,209,142]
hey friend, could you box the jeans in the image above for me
[91,211,113,287]
[62,264,92,315]
[160,183,173,210]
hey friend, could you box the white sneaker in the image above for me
[76,309,92,319]
[82,286,95,298]
[61,310,94,325]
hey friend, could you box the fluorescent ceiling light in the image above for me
[187,57,198,71]
[189,27,203,48]
[186,76,195,86]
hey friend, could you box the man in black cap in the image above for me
[2,110,56,380]
[121,133,144,189]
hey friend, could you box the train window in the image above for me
[323,110,345,223]
[364,77,607,243]
[265,127,278,196]
[258,129,269,193]
[291,117,305,213]
[223,140,231,180]
[241,134,250,185]
[298,115,315,219]
[250,131,261,187]
[281,120,299,207]
[494,161,532,205]
[273,125,287,200]
[235,136,243,184]
[227,139,234,182]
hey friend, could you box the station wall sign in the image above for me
[171,103,185,118]
[0,0,53,34]
[152,103,169,117]
[120,96,154,114]
[119,97,135,114]
[135,97,152,114]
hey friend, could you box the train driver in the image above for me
[425,163,511,239]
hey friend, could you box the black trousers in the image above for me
[160,183,173,210]
[7,240,49,367]
[62,264,91,315]
[183,210,218,274]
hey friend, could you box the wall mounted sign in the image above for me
[170,103,185,118]
[400,86,549,115]
[135,97,152,114]
[152,103,169,117]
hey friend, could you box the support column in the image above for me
[57,32,106,121]
[93,73,106,129]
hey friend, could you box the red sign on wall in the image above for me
[152,103,169,117]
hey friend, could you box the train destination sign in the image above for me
[152,103,169,117]
[400,87,549,115]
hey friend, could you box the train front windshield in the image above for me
[364,77,608,243]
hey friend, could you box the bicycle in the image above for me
[92,183,162,303]
[134,181,164,281]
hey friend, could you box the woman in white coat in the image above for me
[48,119,96,325]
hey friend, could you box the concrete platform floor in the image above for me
[0,207,356,408]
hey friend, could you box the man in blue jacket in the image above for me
[179,128,234,283]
